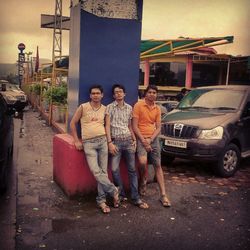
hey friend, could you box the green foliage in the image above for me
[44,84,67,105]
[29,83,48,95]
[33,83,42,95]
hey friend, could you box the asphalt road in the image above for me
[1,108,250,250]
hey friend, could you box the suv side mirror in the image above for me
[1,83,6,91]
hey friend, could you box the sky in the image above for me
[0,0,249,64]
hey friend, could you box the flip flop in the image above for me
[134,199,149,209]
[99,203,111,214]
[159,195,171,207]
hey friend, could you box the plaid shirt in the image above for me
[106,101,132,138]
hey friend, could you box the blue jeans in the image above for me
[83,135,116,205]
[111,137,140,203]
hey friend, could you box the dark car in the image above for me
[0,80,28,111]
[160,85,250,177]
[0,94,15,193]
[156,100,179,116]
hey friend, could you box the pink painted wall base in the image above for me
[53,134,136,197]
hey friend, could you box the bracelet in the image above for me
[108,141,112,144]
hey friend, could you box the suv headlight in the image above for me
[198,126,223,139]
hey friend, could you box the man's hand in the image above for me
[142,138,152,152]
[74,141,83,151]
[131,139,137,150]
[108,142,119,155]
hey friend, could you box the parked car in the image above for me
[0,94,15,193]
[156,100,179,116]
[160,85,250,177]
[0,80,28,111]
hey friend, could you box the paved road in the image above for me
[1,108,250,250]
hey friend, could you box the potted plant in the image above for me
[44,84,67,123]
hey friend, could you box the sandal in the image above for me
[120,196,128,202]
[99,203,111,214]
[134,199,149,209]
[139,179,147,196]
[113,188,120,208]
[159,195,171,207]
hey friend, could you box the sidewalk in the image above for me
[12,109,250,250]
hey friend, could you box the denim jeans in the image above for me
[83,135,116,205]
[111,137,140,203]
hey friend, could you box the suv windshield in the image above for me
[178,89,244,111]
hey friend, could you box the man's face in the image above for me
[145,88,157,102]
[90,88,103,102]
[113,87,125,101]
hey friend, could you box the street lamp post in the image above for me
[25,51,33,84]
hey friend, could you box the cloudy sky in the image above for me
[0,0,249,64]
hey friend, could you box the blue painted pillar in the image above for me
[68,1,143,126]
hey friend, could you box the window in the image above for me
[149,62,186,86]
[192,64,220,87]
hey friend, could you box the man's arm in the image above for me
[128,119,136,142]
[149,107,161,142]
[70,106,83,151]
[150,121,161,142]
[105,114,118,155]
[132,117,144,142]
[132,117,151,152]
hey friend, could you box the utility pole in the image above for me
[52,0,63,85]
[49,0,63,125]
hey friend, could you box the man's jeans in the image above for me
[111,137,140,203]
[83,135,116,205]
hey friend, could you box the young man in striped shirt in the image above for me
[105,84,148,209]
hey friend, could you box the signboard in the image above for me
[41,14,70,30]
[18,43,26,52]
[18,52,25,86]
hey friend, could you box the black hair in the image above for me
[145,85,158,94]
[112,84,126,94]
[181,88,187,94]
[89,84,103,94]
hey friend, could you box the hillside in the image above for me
[0,63,17,77]
[0,58,51,79]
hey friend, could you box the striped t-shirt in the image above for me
[105,101,132,138]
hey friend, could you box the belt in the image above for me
[84,135,106,142]
[112,135,132,141]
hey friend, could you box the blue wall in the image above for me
[79,10,142,106]
[68,1,143,126]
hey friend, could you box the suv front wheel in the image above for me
[216,143,240,177]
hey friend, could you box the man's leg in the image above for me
[83,138,117,204]
[97,138,118,197]
[110,143,126,199]
[83,141,106,205]
[149,138,171,207]
[123,139,140,202]
[136,140,148,196]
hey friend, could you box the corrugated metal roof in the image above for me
[140,36,234,60]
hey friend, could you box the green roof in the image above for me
[140,36,234,59]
